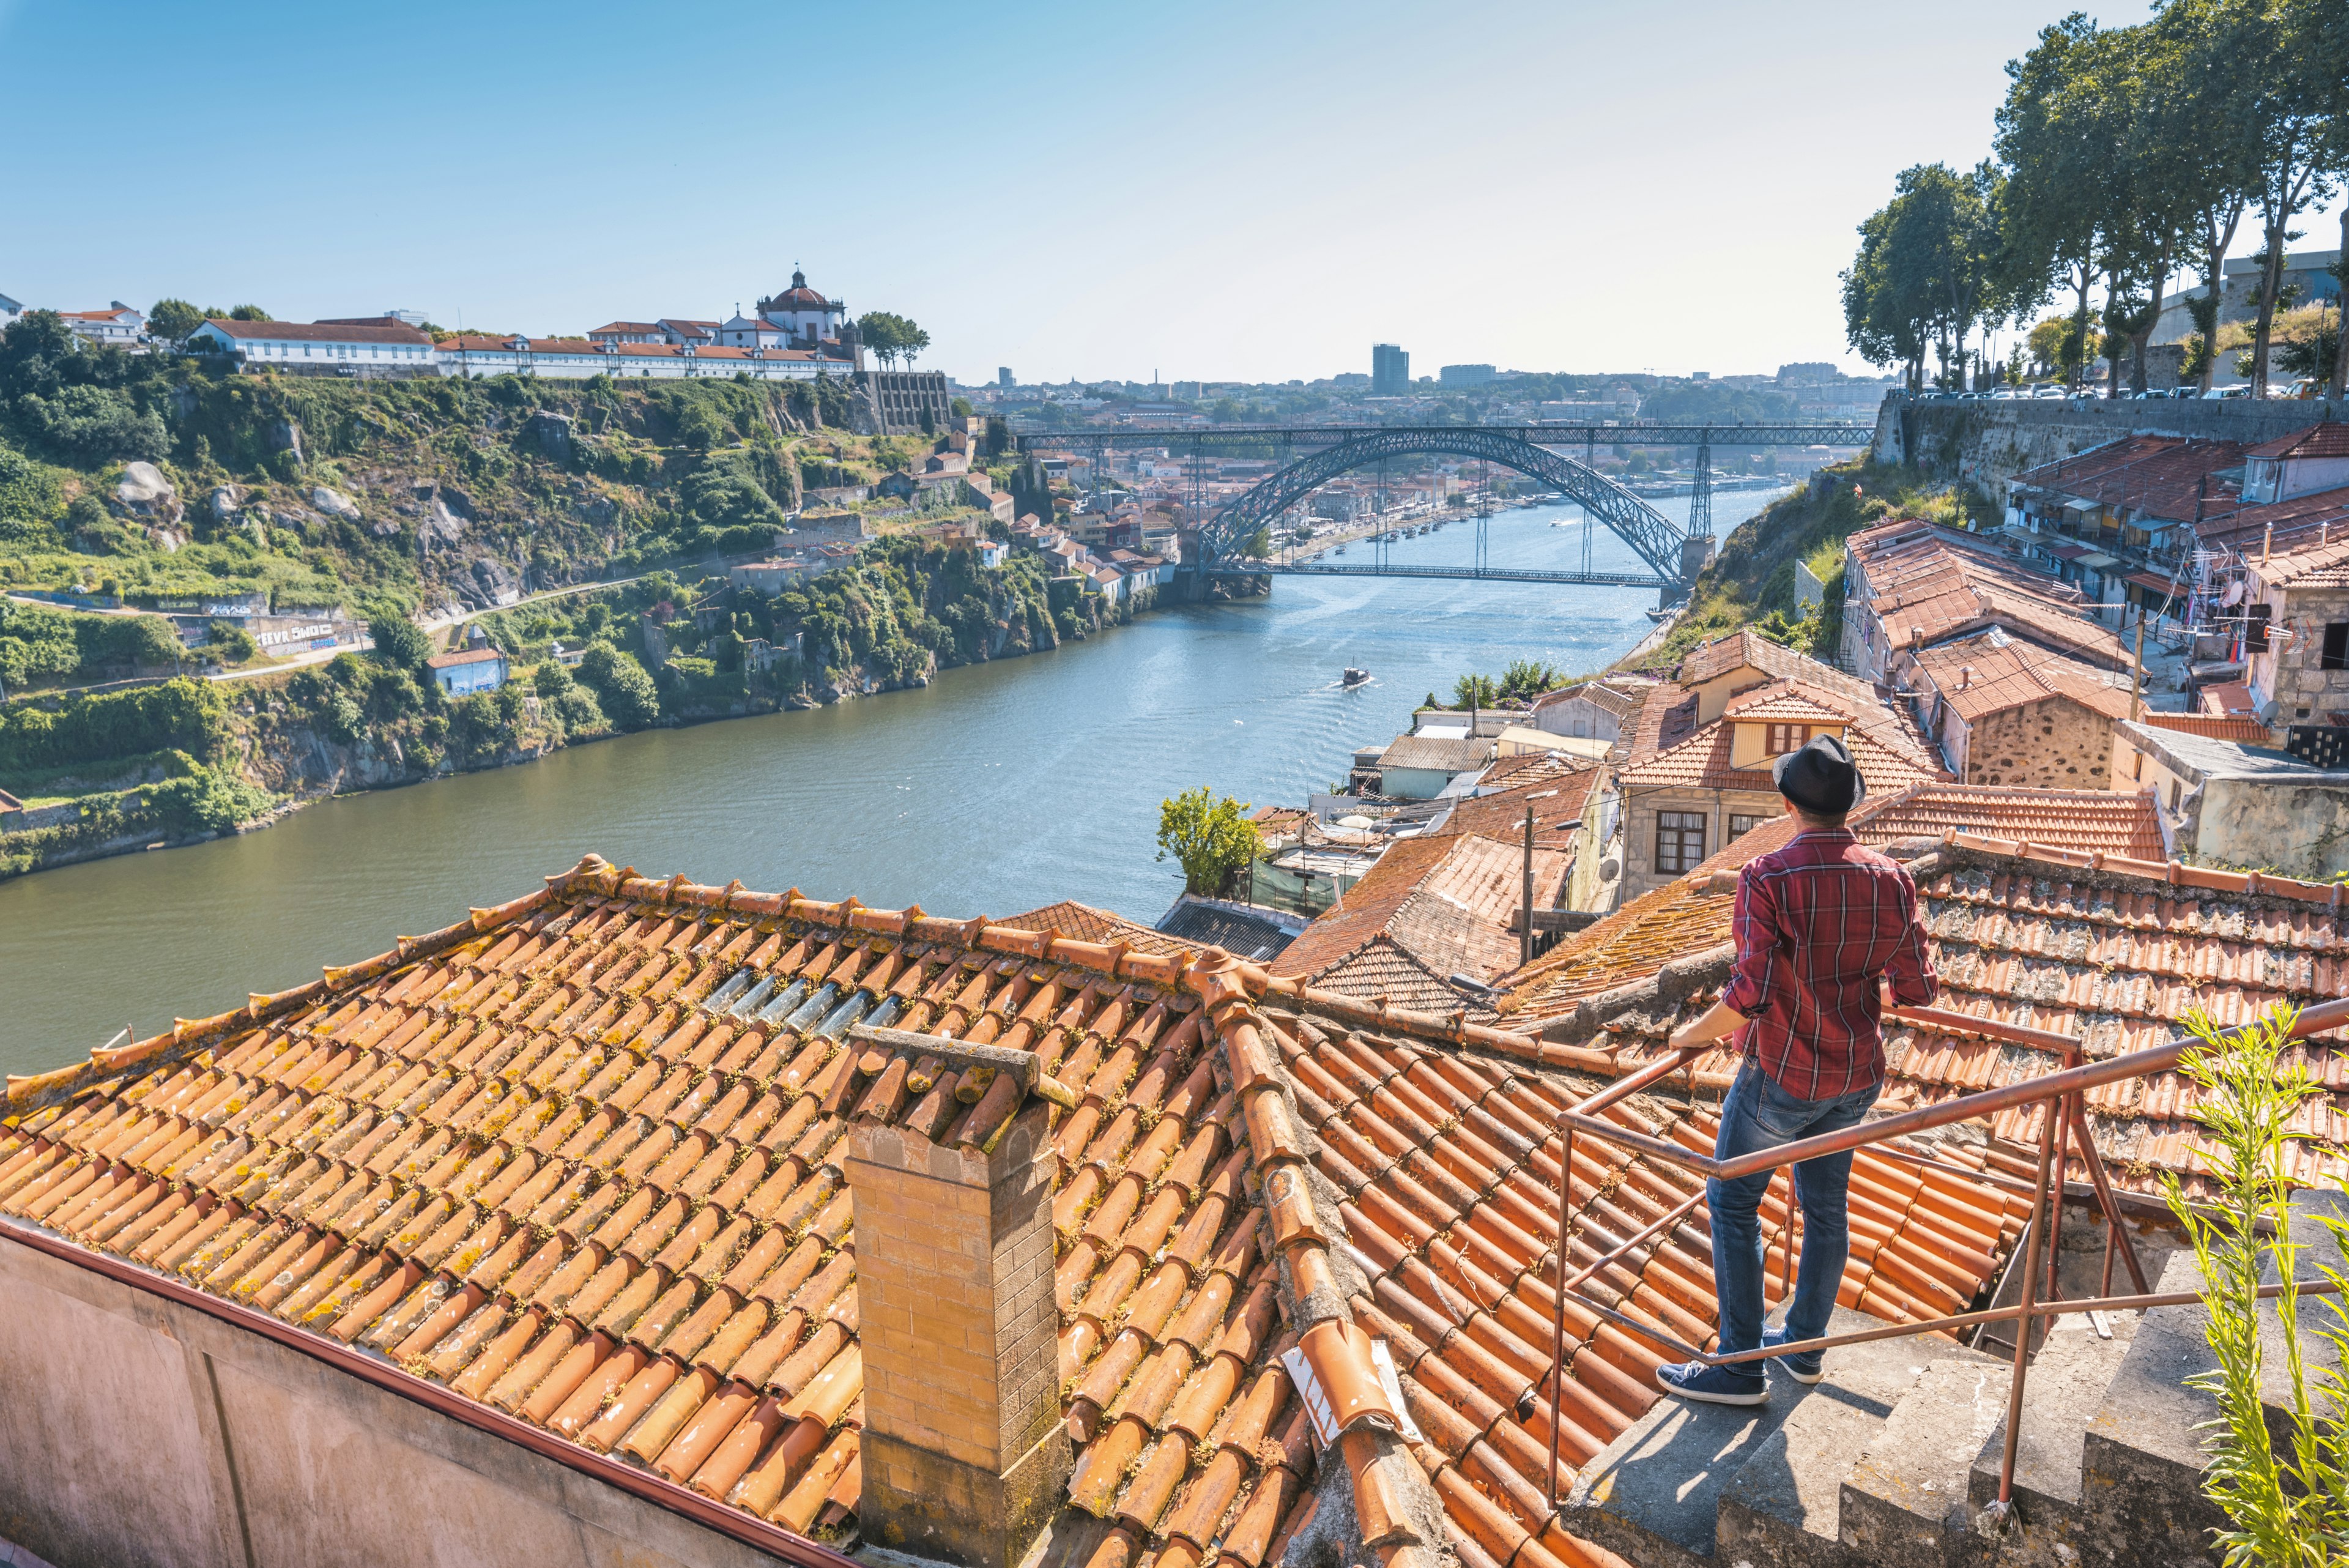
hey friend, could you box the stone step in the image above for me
[1715,1318,1950,1568]
[1838,1358,2010,1568]
[1962,1310,2138,1563]
[1558,1307,1973,1567]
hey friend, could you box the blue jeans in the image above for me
[1707,1060,1880,1366]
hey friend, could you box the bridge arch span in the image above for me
[1205,428,1694,582]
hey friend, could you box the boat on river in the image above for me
[1341,667,1371,687]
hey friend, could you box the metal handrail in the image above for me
[1540,994,2349,1518]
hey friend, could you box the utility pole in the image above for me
[1521,804,1536,967]
[2129,616,2146,721]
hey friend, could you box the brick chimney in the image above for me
[845,1098,1066,1568]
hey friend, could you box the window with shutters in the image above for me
[1656,811,1706,874]
[1764,723,1811,755]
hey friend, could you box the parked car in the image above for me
[2202,385,2251,399]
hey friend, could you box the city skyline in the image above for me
[4,0,2339,387]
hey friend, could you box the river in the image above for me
[1,488,1780,1072]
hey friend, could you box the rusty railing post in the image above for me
[1548,1122,1575,1507]
[1996,1075,2061,1511]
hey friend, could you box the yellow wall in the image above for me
[1726,719,1846,771]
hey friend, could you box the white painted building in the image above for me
[587,319,719,347]
[0,293,23,329]
[426,646,509,696]
[756,269,847,346]
[188,316,437,371]
[59,303,146,346]
[436,334,853,381]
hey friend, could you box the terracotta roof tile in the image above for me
[1912,636,2135,723]
[1849,523,2126,666]
[1677,630,1883,713]
[0,849,2062,1568]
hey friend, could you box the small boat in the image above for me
[1646,608,1674,623]
[1341,667,1371,687]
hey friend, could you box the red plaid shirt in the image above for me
[1720,829,1937,1099]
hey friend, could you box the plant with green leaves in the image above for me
[2162,1000,2349,1564]
[1452,672,1499,708]
[1156,786,1261,898]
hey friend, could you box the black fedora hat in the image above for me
[1773,733,1867,814]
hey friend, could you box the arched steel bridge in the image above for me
[1014,420,1876,590]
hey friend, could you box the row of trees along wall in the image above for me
[1841,0,2349,400]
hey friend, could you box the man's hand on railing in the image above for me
[1668,998,1746,1053]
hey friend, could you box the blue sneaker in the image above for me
[1763,1326,1824,1385]
[1656,1359,1768,1406]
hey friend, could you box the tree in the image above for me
[1998,15,2131,390]
[206,620,257,665]
[0,311,83,400]
[1499,659,1564,700]
[2227,0,2345,395]
[949,396,973,418]
[2146,1,2259,391]
[856,312,926,369]
[578,640,660,730]
[1155,786,1261,897]
[1452,672,1500,708]
[368,615,431,671]
[227,304,271,321]
[147,299,209,343]
[1840,165,2001,388]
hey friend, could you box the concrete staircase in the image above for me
[1556,1293,2230,1568]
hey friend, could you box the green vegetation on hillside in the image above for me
[1625,461,1996,674]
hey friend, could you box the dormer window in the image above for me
[1764,722,1813,755]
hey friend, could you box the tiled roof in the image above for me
[1496,834,2349,1200]
[1677,630,1883,712]
[1912,636,2134,724]
[2246,422,2349,459]
[589,322,666,335]
[2200,681,2258,719]
[1616,680,1947,795]
[1432,760,1603,851]
[1270,835,1565,991]
[2141,712,2274,743]
[2256,533,2349,589]
[426,648,505,669]
[1494,817,1802,1017]
[1849,522,2125,666]
[0,854,2022,1568]
[1620,683,1700,762]
[997,900,1211,959]
[1848,783,2167,860]
[2200,483,2349,555]
[1532,678,1650,725]
[206,318,432,346]
[1721,686,1851,724]
[2013,435,2249,524]
[1379,736,1493,774]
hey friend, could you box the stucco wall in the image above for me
[1873,395,2346,502]
[1960,697,2116,790]
[0,1230,792,1568]
[2197,778,2349,880]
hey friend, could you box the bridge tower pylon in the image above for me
[1688,429,1713,544]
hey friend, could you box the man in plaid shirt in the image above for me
[1656,734,1937,1406]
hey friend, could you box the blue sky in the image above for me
[3,1,2335,384]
